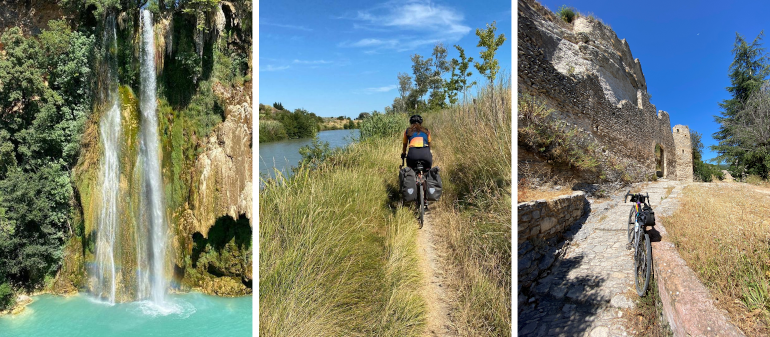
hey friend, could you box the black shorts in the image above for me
[406,146,432,169]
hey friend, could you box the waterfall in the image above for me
[94,15,120,305]
[137,9,168,305]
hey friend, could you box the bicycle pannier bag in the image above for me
[399,167,417,202]
[426,167,443,201]
[642,205,655,226]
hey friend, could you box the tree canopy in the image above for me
[712,32,770,178]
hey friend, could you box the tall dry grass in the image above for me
[259,137,425,336]
[662,184,770,335]
[427,77,512,336]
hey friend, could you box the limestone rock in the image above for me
[191,82,253,238]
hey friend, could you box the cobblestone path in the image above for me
[519,180,682,336]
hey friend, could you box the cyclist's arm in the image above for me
[402,132,408,155]
[427,130,431,147]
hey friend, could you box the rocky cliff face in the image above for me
[0,0,66,36]
[190,81,252,236]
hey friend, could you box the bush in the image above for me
[259,120,288,143]
[694,160,724,182]
[359,112,407,140]
[0,282,14,310]
[746,174,766,185]
[298,137,335,169]
[557,5,576,23]
[276,108,318,139]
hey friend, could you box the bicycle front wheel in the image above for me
[627,208,635,248]
[635,233,652,296]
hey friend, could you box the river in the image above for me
[259,129,359,183]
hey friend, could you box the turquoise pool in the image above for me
[0,293,252,336]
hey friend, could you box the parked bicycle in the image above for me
[624,191,655,296]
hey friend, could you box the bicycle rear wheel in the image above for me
[635,232,652,296]
[418,183,424,229]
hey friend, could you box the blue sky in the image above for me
[538,0,770,163]
[258,0,512,118]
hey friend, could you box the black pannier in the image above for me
[399,167,417,202]
[426,167,443,201]
[642,205,655,226]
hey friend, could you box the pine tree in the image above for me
[712,31,770,176]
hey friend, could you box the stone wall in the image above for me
[518,0,690,182]
[518,191,588,291]
[673,125,694,182]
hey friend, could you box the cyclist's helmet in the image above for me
[409,115,423,125]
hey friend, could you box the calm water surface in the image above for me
[259,129,359,182]
[0,293,251,337]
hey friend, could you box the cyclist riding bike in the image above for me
[401,114,433,209]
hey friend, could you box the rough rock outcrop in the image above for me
[0,0,65,36]
[190,81,252,237]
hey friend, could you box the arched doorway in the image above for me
[655,144,665,178]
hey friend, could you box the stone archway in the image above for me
[655,143,666,178]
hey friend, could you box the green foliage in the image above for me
[713,31,770,178]
[183,80,224,139]
[557,5,577,23]
[191,215,251,281]
[428,43,450,110]
[410,54,433,109]
[298,137,334,169]
[694,160,724,182]
[0,282,14,310]
[212,43,248,85]
[691,131,705,162]
[275,108,318,139]
[0,22,94,290]
[148,0,161,14]
[359,112,408,140]
[259,120,288,143]
[273,102,285,110]
[518,93,600,173]
[474,22,506,84]
[356,112,371,120]
[180,0,222,32]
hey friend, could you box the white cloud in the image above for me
[343,0,471,51]
[350,38,399,48]
[260,65,290,72]
[363,85,397,93]
[293,59,333,64]
[260,21,313,31]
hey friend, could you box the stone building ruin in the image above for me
[518,0,693,182]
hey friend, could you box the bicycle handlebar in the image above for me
[624,191,649,204]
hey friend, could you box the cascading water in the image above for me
[136,9,169,306]
[94,15,121,305]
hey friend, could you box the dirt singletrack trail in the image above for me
[416,209,458,336]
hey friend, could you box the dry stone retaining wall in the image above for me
[518,191,588,291]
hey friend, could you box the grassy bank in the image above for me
[428,78,512,335]
[662,183,770,335]
[259,137,424,336]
